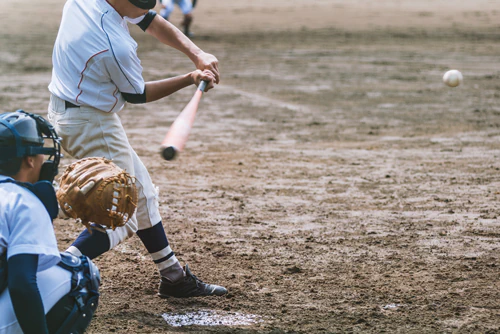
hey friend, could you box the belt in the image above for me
[65,100,80,109]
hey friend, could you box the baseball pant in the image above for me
[48,94,176,270]
[160,0,193,19]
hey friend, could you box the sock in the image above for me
[136,222,184,282]
[160,261,184,283]
[182,15,192,35]
[69,224,110,259]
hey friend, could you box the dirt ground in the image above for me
[1,0,500,333]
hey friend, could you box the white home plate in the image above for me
[383,303,404,310]
[162,310,264,327]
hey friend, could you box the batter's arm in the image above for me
[144,70,215,103]
[144,15,220,83]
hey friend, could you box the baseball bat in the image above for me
[160,80,208,160]
[192,0,197,8]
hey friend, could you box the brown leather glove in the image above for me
[57,157,138,231]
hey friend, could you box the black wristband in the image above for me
[122,90,147,104]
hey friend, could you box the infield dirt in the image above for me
[1,0,500,333]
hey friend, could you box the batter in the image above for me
[48,0,226,298]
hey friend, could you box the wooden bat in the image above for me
[160,80,208,160]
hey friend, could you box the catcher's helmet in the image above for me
[128,0,156,10]
[0,110,61,181]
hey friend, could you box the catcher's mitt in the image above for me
[57,157,138,231]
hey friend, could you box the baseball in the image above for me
[443,70,463,87]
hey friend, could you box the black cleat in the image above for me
[158,264,228,298]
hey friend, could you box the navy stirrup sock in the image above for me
[136,222,169,253]
[136,222,184,282]
[71,225,110,259]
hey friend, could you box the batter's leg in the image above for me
[48,98,184,281]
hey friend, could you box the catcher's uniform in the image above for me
[0,176,71,333]
[48,0,178,268]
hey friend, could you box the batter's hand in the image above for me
[195,52,220,84]
[191,70,216,91]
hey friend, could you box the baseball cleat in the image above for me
[158,264,228,298]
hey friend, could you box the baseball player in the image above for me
[48,0,227,298]
[159,0,195,38]
[0,110,100,334]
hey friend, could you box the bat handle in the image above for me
[198,80,208,92]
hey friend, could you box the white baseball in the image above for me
[443,70,463,87]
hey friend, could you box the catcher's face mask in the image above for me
[0,110,61,182]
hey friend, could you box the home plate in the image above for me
[162,310,264,327]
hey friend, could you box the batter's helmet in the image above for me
[128,0,156,10]
[0,110,61,182]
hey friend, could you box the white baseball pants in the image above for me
[48,94,162,249]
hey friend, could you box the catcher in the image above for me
[0,110,100,334]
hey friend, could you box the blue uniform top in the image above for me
[0,175,60,267]
[0,175,63,334]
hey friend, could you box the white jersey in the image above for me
[0,175,60,266]
[49,0,146,113]
[0,175,71,333]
